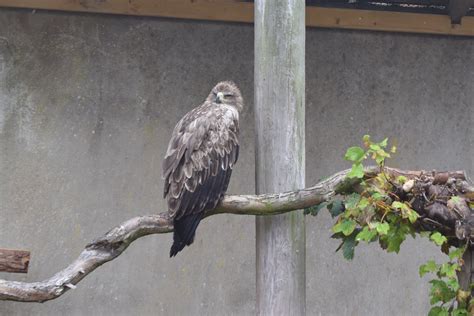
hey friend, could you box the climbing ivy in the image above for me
[306,135,472,316]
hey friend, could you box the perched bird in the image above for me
[162,81,243,257]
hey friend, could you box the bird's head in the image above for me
[208,81,243,112]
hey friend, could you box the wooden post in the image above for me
[0,248,30,273]
[254,0,306,314]
[457,247,474,295]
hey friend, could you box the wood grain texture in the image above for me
[0,0,255,23]
[305,6,474,36]
[0,0,473,36]
[0,167,471,302]
[458,249,474,293]
[254,0,306,314]
[0,249,30,273]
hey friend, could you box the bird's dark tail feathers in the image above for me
[170,213,203,257]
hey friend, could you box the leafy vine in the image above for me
[306,136,473,316]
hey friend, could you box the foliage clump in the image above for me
[306,135,474,316]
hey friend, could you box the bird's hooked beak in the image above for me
[216,92,224,104]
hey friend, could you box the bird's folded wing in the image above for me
[163,108,239,220]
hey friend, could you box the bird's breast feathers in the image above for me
[162,103,239,180]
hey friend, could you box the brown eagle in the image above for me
[163,81,243,257]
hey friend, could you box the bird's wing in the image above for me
[163,104,239,220]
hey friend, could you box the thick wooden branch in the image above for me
[0,167,471,303]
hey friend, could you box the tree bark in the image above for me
[0,249,30,273]
[254,0,306,314]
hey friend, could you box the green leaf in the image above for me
[331,232,344,242]
[341,233,357,260]
[387,235,404,253]
[392,201,419,223]
[386,213,399,223]
[344,146,365,162]
[371,192,384,201]
[428,306,449,316]
[446,278,460,292]
[379,138,388,148]
[439,263,459,278]
[347,163,364,179]
[429,280,456,305]
[333,219,357,236]
[419,231,431,238]
[449,247,466,261]
[304,202,327,216]
[419,260,438,277]
[430,232,448,246]
[327,200,344,218]
[356,226,377,242]
[406,209,419,224]
[469,298,474,310]
[399,222,414,236]
[375,155,385,165]
[345,193,361,210]
[392,201,408,210]
[452,309,468,316]
[369,144,381,151]
[375,222,390,235]
[395,176,407,184]
[357,197,370,210]
[381,226,406,253]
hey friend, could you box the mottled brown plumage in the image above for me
[163,81,243,257]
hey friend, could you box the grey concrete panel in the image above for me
[0,10,256,316]
[305,29,473,316]
[0,8,472,316]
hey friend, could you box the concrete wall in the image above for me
[0,8,472,316]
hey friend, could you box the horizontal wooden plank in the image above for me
[306,6,474,36]
[0,0,255,23]
[0,0,472,36]
[0,248,30,273]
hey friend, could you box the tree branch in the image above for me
[0,167,471,303]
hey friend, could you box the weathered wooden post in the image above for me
[458,247,474,295]
[254,0,306,314]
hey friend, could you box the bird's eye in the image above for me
[224,94,233,98]
[212,91,217,96]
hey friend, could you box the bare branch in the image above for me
[0,167,471,303]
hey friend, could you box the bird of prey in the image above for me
[163,81,243,257]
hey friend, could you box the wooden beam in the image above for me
[306,5,474,36]
[0,0,255,23]
[0,248,30,273]
[0,0,473,36]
